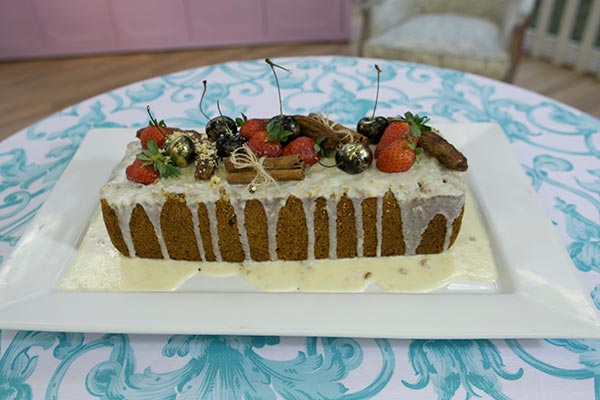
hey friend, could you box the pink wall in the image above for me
[0,0,351,60]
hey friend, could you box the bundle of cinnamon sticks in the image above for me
[223,154,305,184]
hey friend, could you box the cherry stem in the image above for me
[318,159,338,168]
[146,105,167,137]
[265,58,289,117]
[216,100,233,136]
[199,80,211,120]
[371,64,382,120]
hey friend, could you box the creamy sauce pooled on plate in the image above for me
[60,191,497,293]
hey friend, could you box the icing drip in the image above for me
[145,203,169,259]
[375,197,383,257]
[232,201,250,261]
[263,198,281,260]
[326,197,337,259]
[115,203,136,257]
[190,202,206,261]
[351,198,364,257]
[303,198,317,260]
[204,202,222,262]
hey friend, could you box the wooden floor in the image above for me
[1,42,599,141]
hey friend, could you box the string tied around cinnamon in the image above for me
[312,112,355,143]
[229,144,276,192]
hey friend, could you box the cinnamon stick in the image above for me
[294,114,369,150]
[226,168,304,184]
[223,154,303,173]
[420,130,468,171]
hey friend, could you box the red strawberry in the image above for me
[282,136,320,166]
[139,126,169,149]
[375,121,411,158]
[239,118,267,140]
[247,131,282,158]
[125,158,160,184]
[376,140,416,173]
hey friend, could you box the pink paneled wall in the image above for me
[0,0,351,60]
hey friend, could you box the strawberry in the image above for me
[237,113,267,140]
[247,131,282,158]
[376,139,416,173]
[126,158,160,184]
[282,136,320,166]
[139,126,168,149]
[375,121,411,158]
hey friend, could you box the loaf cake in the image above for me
[100,134,467,262]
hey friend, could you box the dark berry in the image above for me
[216,133,247,157]
[267,115,300,145]
[206,116,237,142]
[357,116,389,144]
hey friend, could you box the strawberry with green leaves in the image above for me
[248,131,283,158]
[376,140,416,173]
[237,113,267,140]
[139,105,171,149]
[375,112,430,158]
[126,139,180,184]
[282,136,320,166]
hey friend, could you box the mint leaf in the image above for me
[266,119,292,142]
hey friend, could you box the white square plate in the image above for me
[1,124,598,338]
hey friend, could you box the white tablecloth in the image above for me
[1,56,599,399]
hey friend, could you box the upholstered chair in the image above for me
[355,0,535,81]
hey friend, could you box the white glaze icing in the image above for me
[101,141,467,260]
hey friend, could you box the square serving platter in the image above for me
[0,123,598,338]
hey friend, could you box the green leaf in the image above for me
[236,113,248,127]
[146,139,159,154]
[266,119,292,142]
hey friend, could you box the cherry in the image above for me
[356,65,388,144]
[200,80,238,142]
[265,58,300,144]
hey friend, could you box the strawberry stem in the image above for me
[265,58,289,117]
[371,64,382,120]
[146,105,167,138]
[199,80,211,120]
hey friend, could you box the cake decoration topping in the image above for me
[135,139,180,178]
[357,65,389,144]
[376,139,416,173]
[248,131,283,158]
[419,129,469,171]
[200,80,238,142]
[335,142,373,174]
[125,158,160,184]
[236,113,267,140]
[165,132,195,167]
[224,145,305,189]
[281,136,320,166]
[139,105,171,149]
[265,58,301,145]
[294,113,369,151]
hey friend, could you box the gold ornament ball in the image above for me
[166,135,195,167]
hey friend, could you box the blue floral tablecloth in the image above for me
[1,56,599,399]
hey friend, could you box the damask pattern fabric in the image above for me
[0,57,599,399]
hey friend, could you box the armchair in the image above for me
[355,0,535,81]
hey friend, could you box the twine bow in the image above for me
[312,112,354,143]
[229,144,276,192]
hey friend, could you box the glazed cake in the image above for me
[100,139,466,262]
